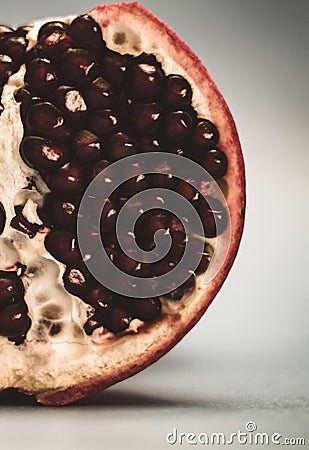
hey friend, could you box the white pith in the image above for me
[0,4,243,402]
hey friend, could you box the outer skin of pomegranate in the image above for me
[0,3,245,405]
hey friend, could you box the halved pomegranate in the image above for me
[0,3,245,405]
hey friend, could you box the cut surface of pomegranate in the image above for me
[0,3,245,405]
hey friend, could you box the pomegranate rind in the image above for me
[1,3,245,405]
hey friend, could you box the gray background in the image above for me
[0,1,308,449]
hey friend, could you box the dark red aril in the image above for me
[148,171,175,190]
[40,193,79,232]
[190,119,219,152]
[44,162,87,195]
[0,35,28,66]
[168,230,186,262]
[107,132,137,162]
[117,174,148,199]
[174,179,198,201]
[152,259,176,277]
[130,102,162,136]
[184,236,211,275]
[25,47,38,66]
[82,284,113,311]
[72,130,103,163]
[24,58,58,93]
[59,48,98,85]
[113,252,138,275]
[194,196,228,238]
[10,215,40,239]
[37,29,73,60]
[164,74,192,107]
[0,202,5,235]
[87,109,120,138]
[14,25,32,38]
[0,54,13,83]
[0,271,24,304]
[37,21,69,41]
[26,102,72,142]
[67,15,105,50]
[84,314,105,335]
[44,230,82,265]
[138,137,162,153]
[100,198,118,231]
[168,213,185,235]
[89,159,110,180]
[101,51,131,86]
[0,303,31,338]
[128,297,162,321]
[135,209,169,251]
[199,148,228,180]
[83,77,114,109]
[103,307,130,334]
[0,25,14,40]
[20,136,70,171]
[161,110,193,143]
[126,58,164,102]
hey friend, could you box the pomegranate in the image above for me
[0,3,245,405]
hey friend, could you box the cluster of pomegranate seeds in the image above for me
[0,24,28,107]
[0,270,31,344]
[0,14,229,341]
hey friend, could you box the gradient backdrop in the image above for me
[0,1,308,449]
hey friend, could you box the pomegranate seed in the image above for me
[84,77,114,109]
[161,110,193,143]
[38,21,68,41]
[82,284,114,312]
[126,57,164,102]
[103,307,130,334]
[107,132,137,162]
[67,15,105,50]
[0,35,28,65]
[193,196,228,238]
[199,148,228,179]
[0,25,14,40]
[87,108,120,138]
[164,74,192,107]
[0,54,13,83]
[59,48,99,84]
[72,130,103,163]
[26,102,72,142]
[24,58,58,93]
[130,102,162,136]
[44,162,87,195]
[101,51,132,85]
[128,297,161,321]
[37,29,73,60]
[44,230,82,265]
[40,193,79,232]
[0,303,31,338]
[0,271,24,303]
[20,136,70,171]
[15,25,32,38]
[10,215,40,238]
[190,119,219,152]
